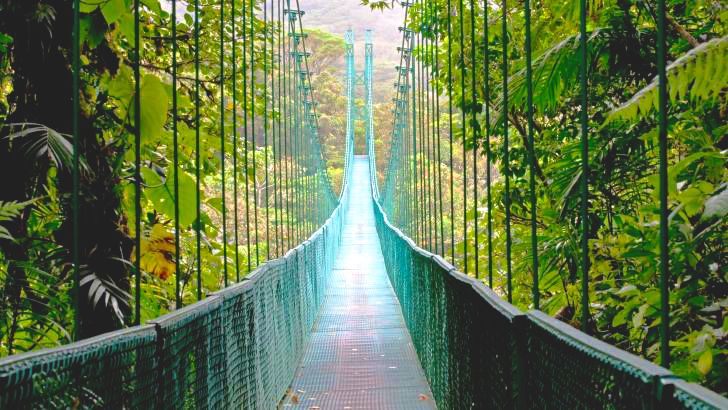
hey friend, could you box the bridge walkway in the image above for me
[284,156,436,409]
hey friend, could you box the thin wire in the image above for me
[411,31,419,246]
[133,0,142,324]
[579,0,590,330]
[243,0,253,272]
[417,16,426,248]
[264,0,271,261]
[470,0,479,279]
[72,0,81,339]
[276,0,284,256]
[194,0,202,301]
[426,4,438,254]
[459,0,468,274]
[283,7,292,250]
[232,0,240,282]
[172,0,181,307]
[251,0,260,266]
[484,1,494,288]
[502,0,512,302]
[219,0,228,288]
[433,1,445,258]
[425,6,435,253]
[447,0,455,263]
[656,0,670,367]
[525,0,539,308]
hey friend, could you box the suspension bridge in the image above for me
[0,0,726,408]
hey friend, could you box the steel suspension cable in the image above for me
[425,4,438,254]
[447,0,455,263]
[484,2,493,288]
[72,0,80,338]
[417,15,426,248]
[433,1,445,258]
[459,0,468,274]
[502,0,512,302]
[219,0,228,288]
[525,0,539,308]
[275,0,283,256]
[579,0,590,330]
[283,10,292,250]
[469,0,479,279]
[657,0,670,367]
[423,3,434,253]
[133,0,141,323]
[243,0,253,272]
[264,0,271,261]
[232,0,240,282]
[194,0,202,301]
[250,0,260,266]
[411,31,419,245]
[172,0,181,306]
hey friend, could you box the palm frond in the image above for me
[0,199,35,240]
[490,29,609,128]
[603,36,728,126]
[2,122,91,175]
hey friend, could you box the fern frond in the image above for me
[603,36,728,126]
[490,29,609,128]
[0,199,34,240]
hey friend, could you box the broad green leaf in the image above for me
[131,75,169,142]
[142,167,197,226]
[117,12,135,40]
[678,187,705,217]
[80,0,105,13]
[141,0,162,14]
[100,0,126,24]
[107,65,133,106]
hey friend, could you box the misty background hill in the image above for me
[299,0,405,103]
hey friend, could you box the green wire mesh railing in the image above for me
[369,0,728,408]
[0,142,352,409]
[370,154,728,409]
[0,210,346,408]
[1,0,355,406]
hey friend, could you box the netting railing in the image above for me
[0,156,351,410]
[371,191,728,409]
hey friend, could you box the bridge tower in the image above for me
[344,29,355,170]
[364,30,377,196]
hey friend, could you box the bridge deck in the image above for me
[284,156,435,409]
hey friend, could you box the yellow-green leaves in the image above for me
[603,36,728,126]
[127,75,169,142]
[141,167,198,227]
[697,349,713,376]
[79,0,107,13]
[100,0,128,25]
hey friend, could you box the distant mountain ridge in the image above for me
[300,0,404,97]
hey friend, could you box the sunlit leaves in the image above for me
[135,75,169,142]
[133,224,176,281]
[604,36,728,126]
[0,200,34,240]
[100,0,128,25]
[141,167,198,226]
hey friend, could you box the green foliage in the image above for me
[376,0,728,393]
[605,36,728,125]
[0,200,33,240]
